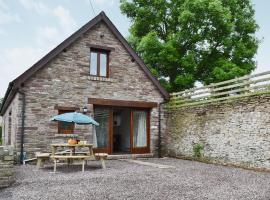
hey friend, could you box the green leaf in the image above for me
[120,0,259,92]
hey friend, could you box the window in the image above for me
[58,110,75,134]
[90,49,109,77]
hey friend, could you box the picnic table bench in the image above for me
[36,153,50,168]
[94,153,108,169]
[36,150,84,169]
[51,155,91,173]
[50,153,108,172]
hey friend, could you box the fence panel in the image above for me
[169,71,270,108]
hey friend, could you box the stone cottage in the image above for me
[0,12,169,163]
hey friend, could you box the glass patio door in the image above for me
[131,110,150,154]
[94,107,112,153]
[93,107,150,154]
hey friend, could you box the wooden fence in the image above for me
[169,71,270,108]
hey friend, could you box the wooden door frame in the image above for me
[130,109,150,154]
[93,106,151,154]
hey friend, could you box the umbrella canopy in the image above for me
[51,112,99,126]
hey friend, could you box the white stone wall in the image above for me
[165,95,270,169]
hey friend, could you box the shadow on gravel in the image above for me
[41,164,103,173]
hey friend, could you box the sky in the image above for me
[0,0,269,97]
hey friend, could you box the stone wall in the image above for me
[165,95,270,169]
[1,93,20,156]
[0,146,14,188]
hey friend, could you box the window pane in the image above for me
[100,53,107,77]
[94,107,110,148]
[90,52,97,75]
[133,111,147,147]
[58,122,74,134]
[58,110,74,134]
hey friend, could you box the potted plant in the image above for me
[68,135,78,145]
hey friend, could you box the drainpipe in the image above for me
[18,90,25,164]
[158,101,166,158]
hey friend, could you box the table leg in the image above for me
[89,147,93,156]
[69,147,72,156]
[101,158,106,169]
[82,159,85,172]
[71,147,75,155]
[37,158,41,169]
[40,159,45,168]
[52,147,56,156]
[54,160,57,173]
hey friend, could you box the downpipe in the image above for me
[18,90,26,164]
[158,101,166,158]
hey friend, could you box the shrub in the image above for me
[193,143,204,158]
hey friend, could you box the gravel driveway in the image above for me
[0,158,269,200]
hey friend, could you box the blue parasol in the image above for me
[51,112,99,126]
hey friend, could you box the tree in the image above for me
[0,98,2,108]
[120,0,259,92]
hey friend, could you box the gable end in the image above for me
[0,11,169,115]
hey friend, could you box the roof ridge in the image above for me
[12,11,104,85]
[0,11,169,115]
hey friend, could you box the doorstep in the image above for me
[107,153,154,160]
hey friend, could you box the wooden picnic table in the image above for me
[50,143,94,173]
[48,143,107,173]
[51,143,94,156]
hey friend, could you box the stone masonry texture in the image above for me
[165,94,270,169]
[1,94,20,156]
[0,146,14,188]
[1,21,166,159]
[3,20,270,170]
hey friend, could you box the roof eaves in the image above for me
[0,82,14,116]
[12,12,104,87]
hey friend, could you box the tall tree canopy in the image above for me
[120,0,259,92]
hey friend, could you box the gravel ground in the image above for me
[0,158,270,200]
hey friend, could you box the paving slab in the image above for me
[123,159,175,169]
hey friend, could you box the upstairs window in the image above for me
[90,49,109,77]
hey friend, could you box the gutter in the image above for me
[0,82,14,115]
[158,101,167,158]
[17,90,25,164]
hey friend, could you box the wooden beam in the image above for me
[87,43,115,51]
[88,98,157,108]
[54,106,79,111]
